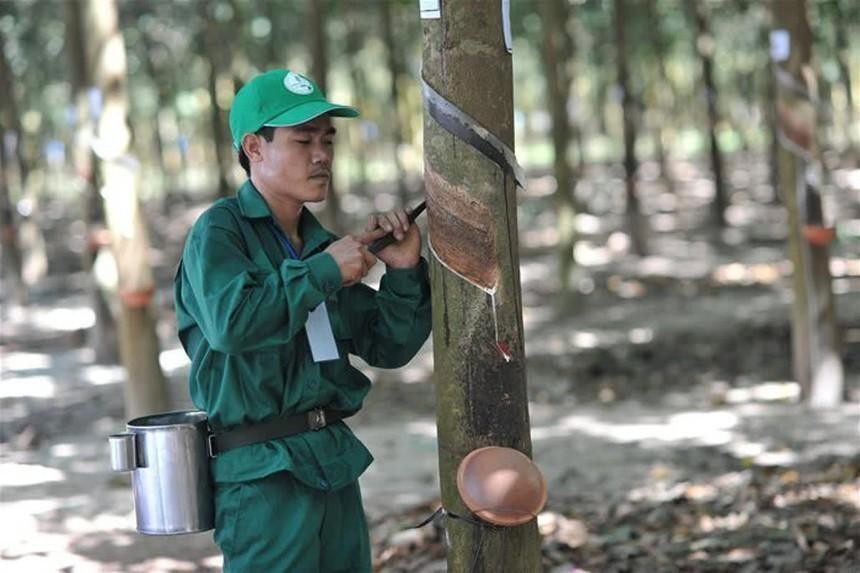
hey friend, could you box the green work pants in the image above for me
[213,471,371,572]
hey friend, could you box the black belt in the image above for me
[207,408,350,457]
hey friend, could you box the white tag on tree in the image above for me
[305,303,339,362]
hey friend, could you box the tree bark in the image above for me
[692,1,728,229]
[200,0,232,199]
[77,0,169,418]
[308,0,342,233]
[65,0,121,362]
[759,5,782,204]
[830,0,856,152]
[381,0,408,204]
[771,0,843,407]
[538,0,578,296]
[614,0,647,256]
[0,31,26,304]
[344,0,369,198]
[423,3,541,571]
[645,0,676,193]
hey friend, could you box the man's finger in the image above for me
[392,209,410,231]
[362,247,377,269]
[356,227,388,245]
[365,215,377,233]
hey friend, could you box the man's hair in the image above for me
[238,126,276,177]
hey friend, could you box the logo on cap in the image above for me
[284,72,314,95]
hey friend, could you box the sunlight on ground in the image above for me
[533,410,739,447]
[722,381,800,403]
[158,347,191,375]
[0,462,65,486]
[406,420,437,438]
[398,351,434,384]
[0,375,56,398]
[0,352,52,371]
[80,364,126,386]
[4,304,95,332]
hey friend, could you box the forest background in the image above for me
[1,0,859,571]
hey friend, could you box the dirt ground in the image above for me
[2,158,860,572]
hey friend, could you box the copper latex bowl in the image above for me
[456,446,547,527]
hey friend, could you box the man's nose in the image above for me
[312,142,332,165]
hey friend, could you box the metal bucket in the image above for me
[109,410,214,535]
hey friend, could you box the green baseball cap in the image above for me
[229,69,359,149]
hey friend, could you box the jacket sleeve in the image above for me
[176,207,342,354]
[341,258,432,368]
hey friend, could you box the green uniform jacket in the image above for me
[174,181,431,490]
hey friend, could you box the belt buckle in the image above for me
[308,408,326,431]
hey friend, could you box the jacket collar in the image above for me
[237,180,272,218]
[236,180,333,256]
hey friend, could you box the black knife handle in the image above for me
[368,201,427,254]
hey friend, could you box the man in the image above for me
[174,69,431,572]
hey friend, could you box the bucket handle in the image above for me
[109,432,138,472]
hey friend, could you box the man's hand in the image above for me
[325,236,377,287]
[359,207,421,269]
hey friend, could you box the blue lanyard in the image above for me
[269,220,301,260]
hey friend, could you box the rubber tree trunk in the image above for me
[830,0,856,153]
[614,0,647,256]
[200,0,232,199]
[138,31,169,183]
[309,0,342,233]
[381,0,408,205]
[0,137,26,304]
[537,0,578,296]
[422,3,541,571]
[645,0,676,194]
[64,0,121,362]
[344,0,369,198]
[79,0,169,418]
[758,6,782,204]
[263,0,281,67]
[771,0,843,407]
[692,1,728,229]
[0,35,26,305]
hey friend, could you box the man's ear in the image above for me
[241,133,263,163]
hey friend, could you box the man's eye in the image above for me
[296,139,311,145]
[324,139,334,146]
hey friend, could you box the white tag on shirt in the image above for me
[305,302,339,362]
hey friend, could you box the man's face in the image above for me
[247,115,336,205]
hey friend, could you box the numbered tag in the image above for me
[305,303,339,362]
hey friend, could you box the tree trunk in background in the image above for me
[344,0,369,198]
[771,0,843,407]
[538,0,578,296]
[692,1,728,230]
[614,0,647,256]
[646,0,676,193]
[592,22,611,140]
[263,0,281,67]
[309,0,342,233]
[830,0,856,153]
[423,3,542,571]
[381,0,408,205]
[759,6,782,204]
[200,0,232,199]
[0,139,26,305]
[139,32,168,181]
[0,34,26,305]
[65,1,121,362]
[78,0,169,418]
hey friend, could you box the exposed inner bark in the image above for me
[426,164,498,291]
